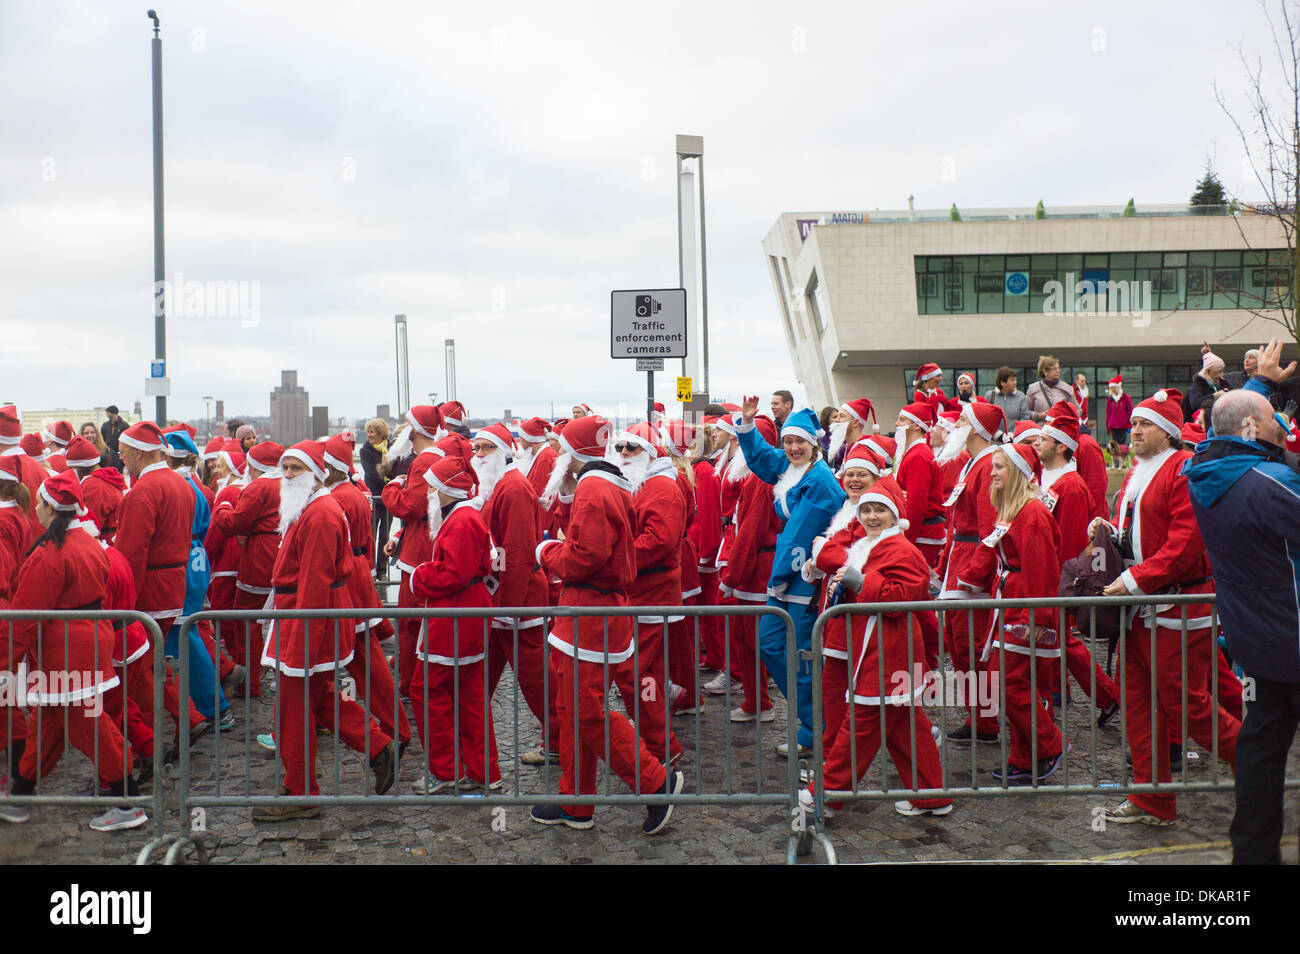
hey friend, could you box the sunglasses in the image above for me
[614,443,640,453]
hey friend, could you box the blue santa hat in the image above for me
[779,408,822,447]
[164,429,200,460]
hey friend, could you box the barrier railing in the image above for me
[159,604,807,863]
[800,593,1272,861]
[0,610,168,859]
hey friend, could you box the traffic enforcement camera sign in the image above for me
[610,289,687,359]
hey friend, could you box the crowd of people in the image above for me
[0,346,1295,860]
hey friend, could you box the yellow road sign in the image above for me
[676,377,692,402]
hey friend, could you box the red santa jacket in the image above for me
[691,459,722,575]
[536,463,637,662]
[1042,467,1092,564]
[966,498,1063,655]
[811,499,866,658]
[80,469,125,543]
[203,482,244,609]
[3,527,119,702]
[720,469,779,603]
[114,461,195,622]
[329,478,387,621]
[526,445,566,538]
[676,469,701,600]
[937,445,999,597]
[714,454,745,570]
[411,501,495,664]
[1111,448,1214,631]
[938,450,968,501]
[212,473,280,595]
[1075,434,1109,520]
[895,439,947,549]
[103,542,150,668]
[479,466,547,627]
[913,388,962,415]
[381,447,442,577]
[626,460,685,613]
[0,502,26,605]
[3,448,49,546]
[265,489,356,676]
[836,528,933,704]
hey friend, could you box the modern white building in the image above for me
[762,204,1292,423]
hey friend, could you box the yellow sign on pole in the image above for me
[676,377,692,402]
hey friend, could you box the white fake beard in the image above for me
[617,452,652,493]
[725,443,750,483]
[427,490,446,541]
[827,421,848,464]
[388,428,414,461]
[277,473,315,533]
[773,459,811,510]
[892,426,910,473]
[471,449,509,503]
[935,424,972,464]
[539,452,573,509]
[514,442,539,470]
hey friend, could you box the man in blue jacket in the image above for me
[737,398,846,755]
[1184,337,1300,864]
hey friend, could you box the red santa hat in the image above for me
[963,401,1007,442]
[1011,420,1042,444]
[323,434,354,474]
[64,436,101,469]
[857,474,909,531]
[423,455,478,500]
[38,470,85,512]
[119,421,167,453]
[1041,401,1080,451]
[1000,443,1042,485]
[1107,374,1123,387]
[858,435,896,466]
[247,441,284,474]
[913,363,943,386]
[1131,388,1185,441]
[659,419,698,458]
[957,372,976,391]
[439,401,467,429]
[840,443,887,478]
[474,422,515,455]
[218,440,246,477]
[711,414,738,438]
[615,422,663,458]
[0,406,21,446]
[899,402,936,432]
[436,432,473,462]
[0,455,20,482]
[572,403,594,417]
[550,418,570,435]
[202,437,224,462]
[405,405,443,441]
[753,415,779,447]
[41,420,74,447]
[281,440,328,482]
[1180,421,1207,445]
[517,417,552,443]
[21,433,47,461]
[556,415,612,462]
[841,398,876,428]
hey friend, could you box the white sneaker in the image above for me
[894,800,953,817]
[89,806,148,832]
[775,741,812,759]
[411,774,457,795]
[930,725,942,743]
[0,803,31,824]
[730,706,776,723]
[798,786,836,819]
[704,672,735,695]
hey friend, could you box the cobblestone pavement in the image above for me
[2,638,1294,865]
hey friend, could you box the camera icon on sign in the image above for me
[635,295,662,318]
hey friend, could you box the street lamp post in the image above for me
[148,10,167,426]
[203,396,213,440]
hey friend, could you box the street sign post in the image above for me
[612,288,687,424]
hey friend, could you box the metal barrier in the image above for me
[0,610,168,859]
[800,593,1273,861]
[155,604,806,863]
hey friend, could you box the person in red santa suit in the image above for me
[211,440,283,698]
[204,440,248,697]
[610,422,686,768]
[1036,402,1121,721]
[682,422,725,676]
[321,435,411,752]
[256,441,396,820]
[803,442,888,750]
[1,471,147,831]
[200,437,224,491]
[704,414,745,695]
[932,410,969,499]
[0,405,50,547]
[468,423,560,767]
[912,363,962,414]
[892,401,947,567]
[438,400,471,438]
[0,456,30,798]
[514,416,558,536]
[659,419,706,713]
[64,436,124,544]
[380,405,445,698]
[40,420,75,473]
[960,444,1068,783]
[529,415,685,834]
[1095,389,1240,826]
[934,401,1006,743]
[827,398,878,473]
[801,476,952,819]
[1071,413,1110,520]
[407,455,500,791]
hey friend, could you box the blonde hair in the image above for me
[990,448,1035,522]
[666,451,696,487]
[366,418,389,442]
[80,422,107,454]
[1036,354,1059,378]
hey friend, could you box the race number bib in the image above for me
[942,482,965,508]
[981,522,1010,547]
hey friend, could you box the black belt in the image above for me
[758,546,776,554]
[922,516,945,525]
[352,546,366,556]
[449,576,485,598]
[1001,565,1021,574]
[146,561,185,571]
[640,565,672,576]
[72,599,104,611]
[953,534,980,543]
[721,516,733,528]
[248,529,278,536]
[276,578,347,595]
[1161,576,1212,592]
[566,582,619,596]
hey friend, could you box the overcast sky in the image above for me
[0,0,1285,423]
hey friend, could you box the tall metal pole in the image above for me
[696,154,710,398]
[149,11,166,425]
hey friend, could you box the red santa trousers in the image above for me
[19,700,132,785]
[821,654,848,757]
[727,606,771,715]
[1215,648,1243,721]
[944,606,999,734]
[345,629,412,745]
[396,573,420,699]
[697,574,732,673]
[994,645,1065,769]
[227,590,267,696]
[1059,633,1119,709]
[1123,619,1240,821]
[613,622,682,766]
[819,703,950,811]
[102,669,154,760]
[553,651,668,817]
[486,624,560,752]
[666,598,701,708]
[409,659,500,786]
[277,672,391,796]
